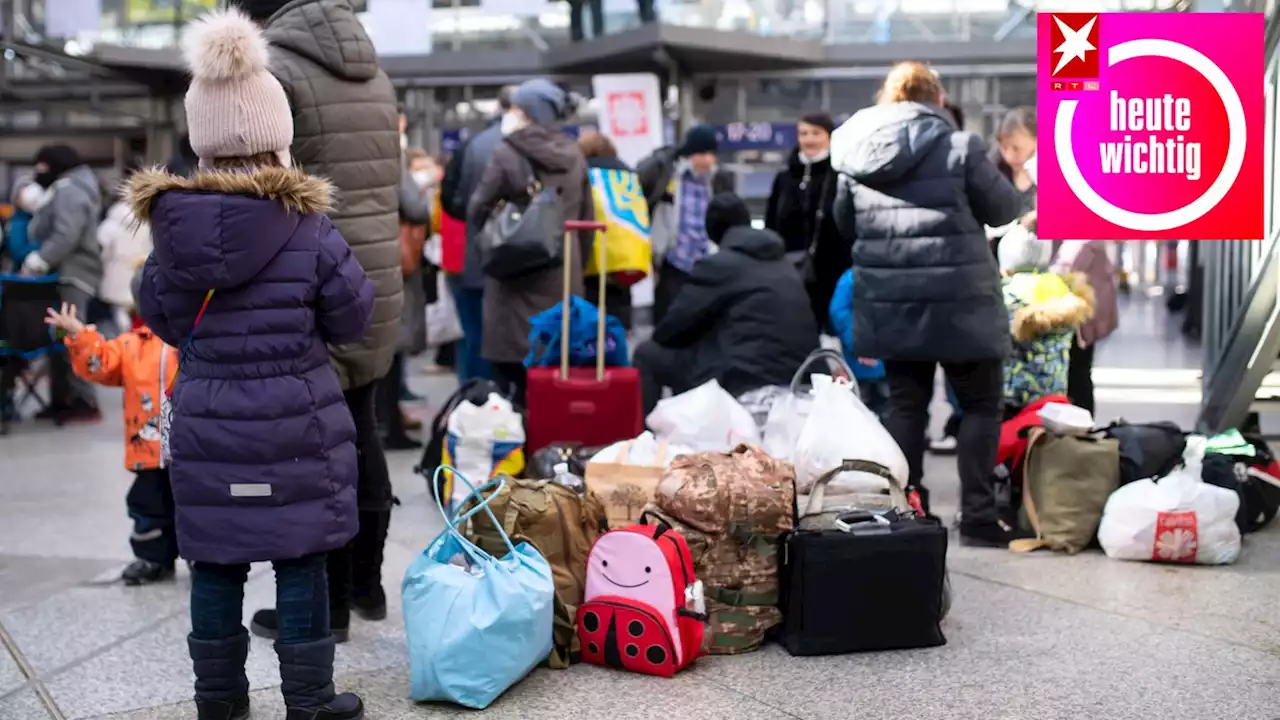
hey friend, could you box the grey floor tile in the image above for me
[704,574,1280,720]
[0,555,131,613]
[0,580,191,676]
[96,663,792,720]
[0,645,28,696]
[948,525,1280,655]
[0,687,55,720]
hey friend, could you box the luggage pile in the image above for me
[403,366,950,708]
[993,401,1280,565]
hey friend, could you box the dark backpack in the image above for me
[415,378,507,501]
[1201,436,1280,534]
[1101,421,1187,485]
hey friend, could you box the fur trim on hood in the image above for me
[1011,271,1096,343]
[126,166,333,222]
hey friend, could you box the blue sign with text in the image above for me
[714,122,797,152]
[440,125,588,155]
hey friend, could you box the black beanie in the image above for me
[678,124,719,157]
[704,193,751,244]
[235,0,291,21]
[34,144,82,178]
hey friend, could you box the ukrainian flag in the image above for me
[585,167,652,285]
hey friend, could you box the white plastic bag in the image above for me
[427,272,463,347]
[589,431,693,466]
[442,393,526,514]
[793,375,908,495]
[1098,438,1241,565]
[646,380,760,452]
[762,348,859,462]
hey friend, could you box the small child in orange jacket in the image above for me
[46,271,180,586]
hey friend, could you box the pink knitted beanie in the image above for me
[182,9,293,165]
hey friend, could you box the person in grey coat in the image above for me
[467,79,593,405]
[831,61,1024,548]
[239,0,402,643]
[22,144,103,422]
[441,86,517,384]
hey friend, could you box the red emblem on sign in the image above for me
[1047,13,1100,79]
[607,91,647,138]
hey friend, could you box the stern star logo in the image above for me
[1053,15,1097,75]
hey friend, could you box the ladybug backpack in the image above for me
[576,522,706,677]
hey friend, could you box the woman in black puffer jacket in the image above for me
[765,111,848,331]
[831,62,1025,547]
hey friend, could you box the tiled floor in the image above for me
[3,296,1279,720]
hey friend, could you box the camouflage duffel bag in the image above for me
[654,443,795,537]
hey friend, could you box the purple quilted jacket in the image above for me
[132,167,374,565]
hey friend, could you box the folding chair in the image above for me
[0,274,62,434]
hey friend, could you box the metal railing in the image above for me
[1196,11,1280,433]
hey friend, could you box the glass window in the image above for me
[744,78,822,122]
[1268,60,1278,238]
[998,76,1037,111]
[692,79,740,124]
[827,79,880,117]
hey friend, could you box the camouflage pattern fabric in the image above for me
[655,443,795,535]
[461,477,607,668]
[645,445,794,656]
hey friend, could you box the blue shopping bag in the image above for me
[402,467,555,709]
[523,296,629,369]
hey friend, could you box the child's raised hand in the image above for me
[45,302,86,336]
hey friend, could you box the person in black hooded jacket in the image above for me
[633,193,819,414]
[765,111,848,331]
[832,62,1024,547]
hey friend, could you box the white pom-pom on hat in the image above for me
[183,8,270,82]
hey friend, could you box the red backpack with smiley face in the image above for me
[576,520,707,677]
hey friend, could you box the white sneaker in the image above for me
[929,435,958,454]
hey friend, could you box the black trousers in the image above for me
[882,359,1004,526]
[633,340,696,416]
[1067,341,1096,415]
[328,381,393,624]
[375,352,410,440]
[569,0,605,40]
[652,262,690,328]
[127,468,179,566]
[493,362,528,410]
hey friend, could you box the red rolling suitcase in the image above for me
[525,219,644,456]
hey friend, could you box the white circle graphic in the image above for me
[1054,38,1247,232]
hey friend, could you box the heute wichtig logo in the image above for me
[1036,12,1265,241]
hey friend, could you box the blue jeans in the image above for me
[190,553,329,643]
[448,276,493,384]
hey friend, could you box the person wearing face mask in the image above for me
[2,177,51,272]
[22,144,103,424]
[636,124,736,324]
[467,78,592,405]
[765,111,847,331]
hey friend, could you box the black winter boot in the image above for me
[276,638,365,720]
[188,631,251,720]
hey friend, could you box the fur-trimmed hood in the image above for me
[127,166,332,222]
[1007,271,1096,343]
[128,166,336,292]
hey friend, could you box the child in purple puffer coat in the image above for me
[133,9,373,720]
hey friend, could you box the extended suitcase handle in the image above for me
[560,219,610,382]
